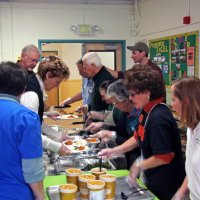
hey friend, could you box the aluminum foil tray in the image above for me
[46,176,155,200]
[54,156,116,174]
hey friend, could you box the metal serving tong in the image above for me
[71,121,85,125]
[53,105,71,109]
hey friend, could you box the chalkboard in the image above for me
[149,31,199,86]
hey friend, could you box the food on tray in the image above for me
[78,146,85,151]
[88,180,105,186]
[66,168,82,174]
[59,184,77,190]
[87,161,112,170]
[75,139,87,146]
[86,137,99,143]
[73,145,87,151]
[79,174,95,180]
[91,167,107,179]
[65,140,73,145]
[63,139,88,153]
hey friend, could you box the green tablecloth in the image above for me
[44,170,128,189]
[44,170,159,200]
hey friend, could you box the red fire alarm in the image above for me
[183,16,191,24]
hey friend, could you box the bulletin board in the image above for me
[149,31,199,86]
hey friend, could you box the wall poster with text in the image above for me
[149,31,199,86]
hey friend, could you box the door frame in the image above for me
[38,39,126,71]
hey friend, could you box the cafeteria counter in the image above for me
[43,115,159,199]
[44,170,159,200]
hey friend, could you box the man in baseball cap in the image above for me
[127,41,162,77]
[127,41,166,102]
[127,42,149,55]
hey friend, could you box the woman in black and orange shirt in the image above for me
[99,65,185,200]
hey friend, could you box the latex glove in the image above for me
[75,104,88,114]
[171,190,185,200]
[92,130,116,143]
[60,97,72,107]
[98,148,114,159]
[87,111,105,121]
[85,122,104,133]
[58,143,71,156]
[128,162,141,188]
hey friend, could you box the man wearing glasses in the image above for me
[18,44,71,156]
[17,44,40,72]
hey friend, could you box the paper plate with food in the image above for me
[57,114,79,120]
[63,139,88,153]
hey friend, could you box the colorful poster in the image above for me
[149,31,198,86]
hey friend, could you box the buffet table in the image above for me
[43,114,159,200]
[44,170,159,200]
[44,114,84,129]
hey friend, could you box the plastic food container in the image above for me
[59,184,77,200]
[66,168,82,191]
[99,174,116,200]
[91,167,107,180]
[87,180,105,200]
[78,174,96,200]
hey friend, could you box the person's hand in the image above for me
[91,130,116,143]
[85,116,93,126]
[60,97,71,107]
[75,104,88,114]
[128,162,141,188]
[85,122,104,133]
[98,148,114,159]
[60,133,74,142]
[58,144,71,156]
[44,103,50,112]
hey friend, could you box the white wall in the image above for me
[0,2,134,69]
[136,0,200,76]
[1,1,200,85]
[134,0,200,104]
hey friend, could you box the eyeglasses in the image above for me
[129,91,140,97]
[26,55,39,63]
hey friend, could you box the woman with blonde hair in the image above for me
[171,76,200,200]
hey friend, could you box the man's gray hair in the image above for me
[82,52,102,67]
[21,44,40,55]
[107,79,129,102]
